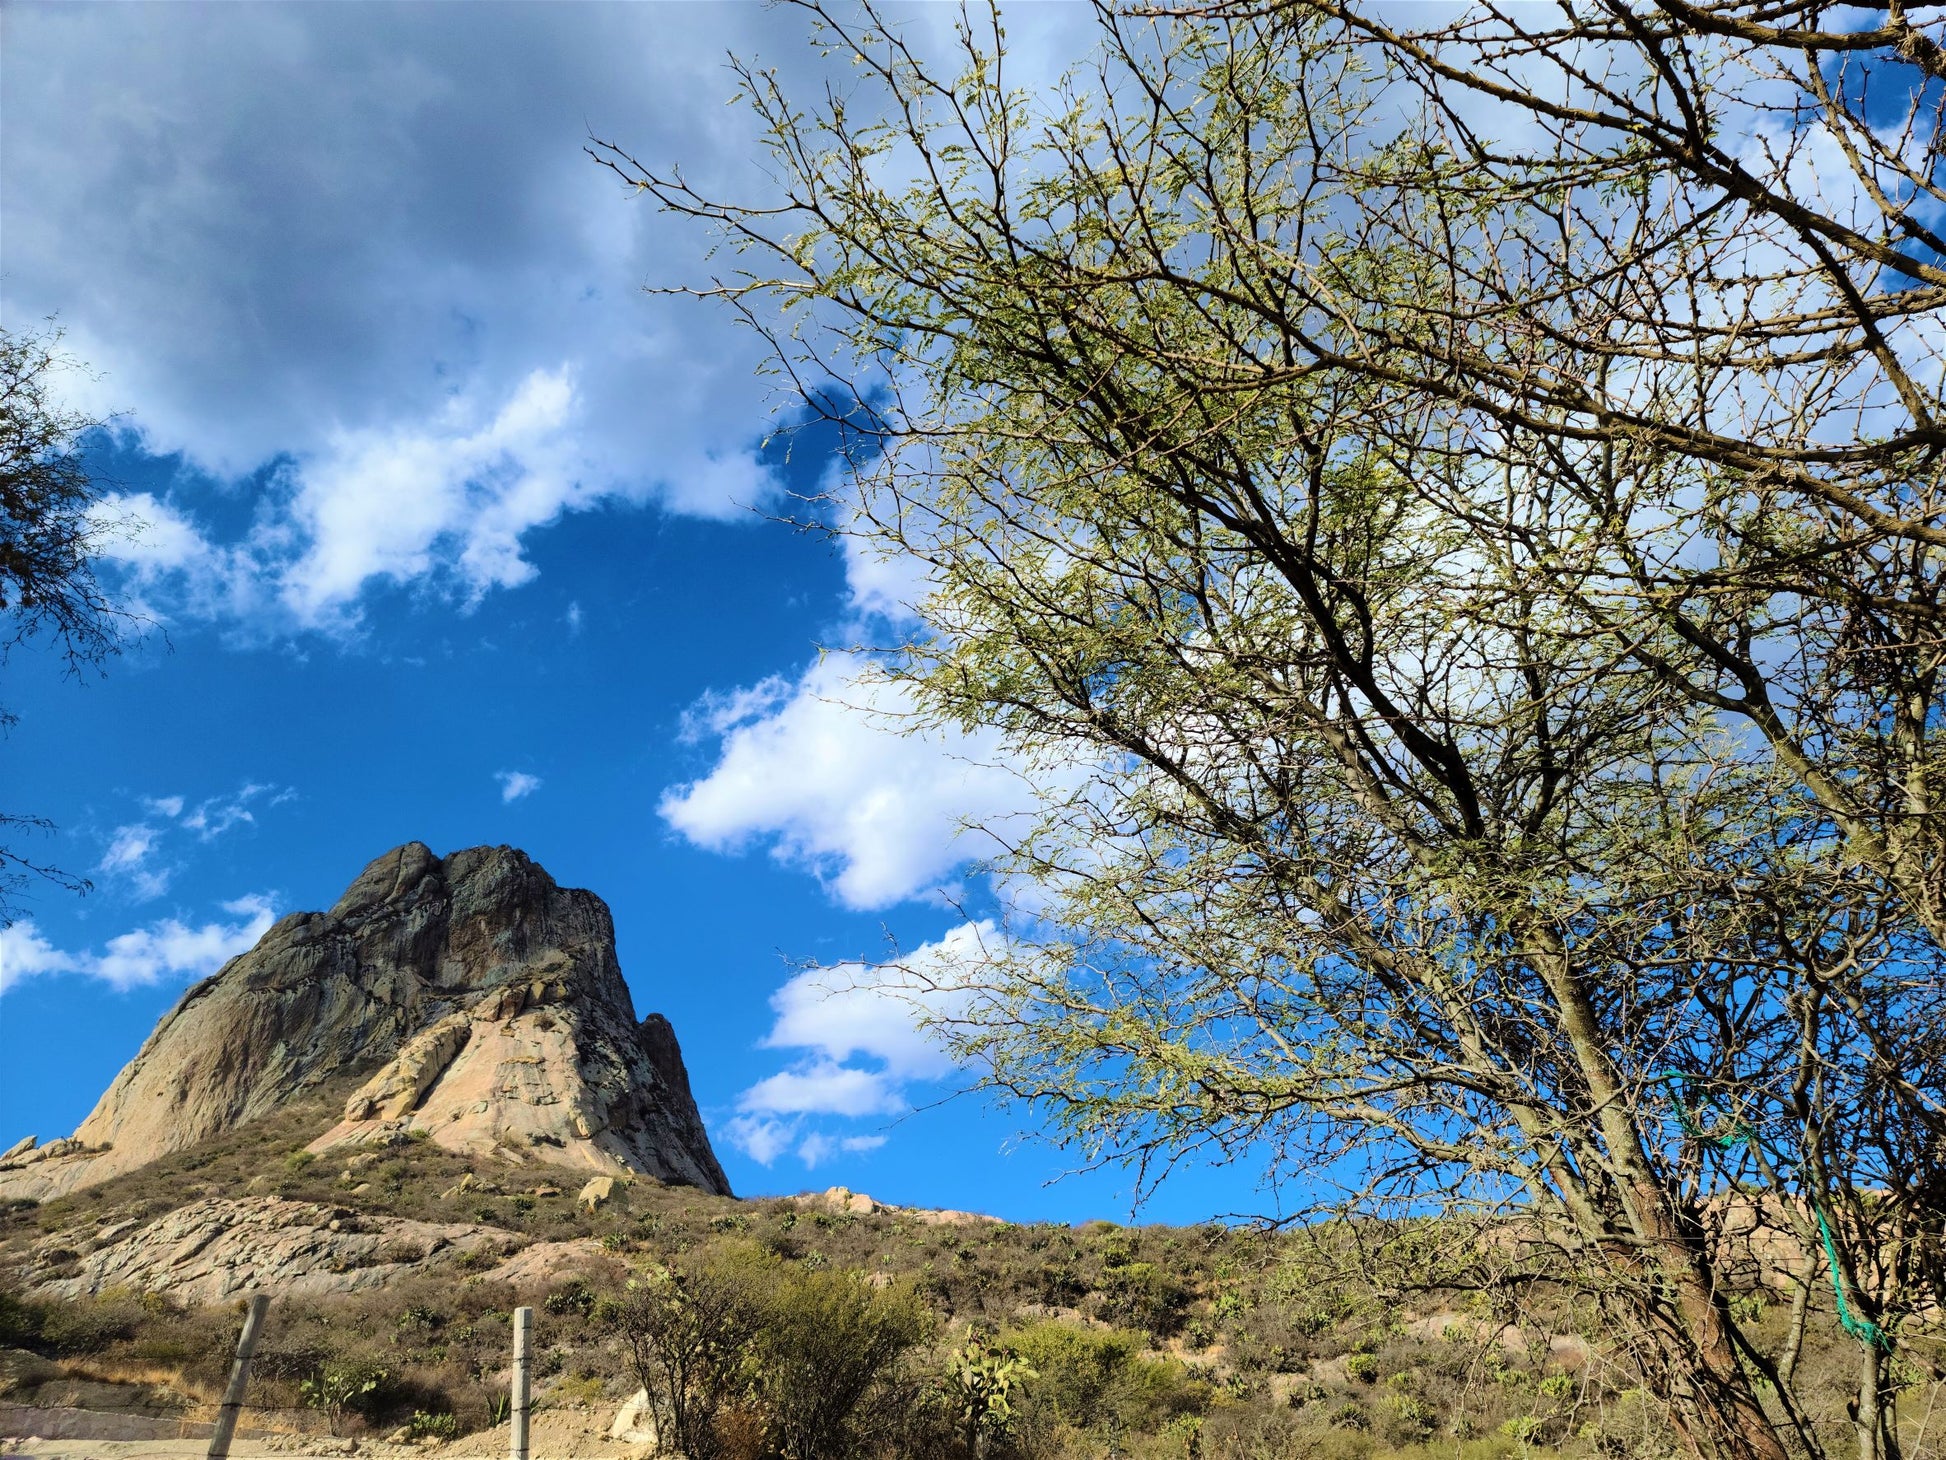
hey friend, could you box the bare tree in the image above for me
[0,323,132,921]
[604,1254,762,1460]
[600,4,1946,1456]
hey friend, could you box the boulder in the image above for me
[608,1388,659,1445]
[578,1175,617,1212]
[0,1347,61,1397]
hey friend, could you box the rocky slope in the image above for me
[0,843,728,1200]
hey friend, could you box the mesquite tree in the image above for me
[601,4,1946,1455]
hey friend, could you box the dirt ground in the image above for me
[3,1409,645,1460]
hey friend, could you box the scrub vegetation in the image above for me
[0,1089,1919,1458]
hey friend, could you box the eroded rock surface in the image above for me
[0,843,729,1200]
[20,1197,515,1305]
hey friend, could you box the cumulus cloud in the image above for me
[497,770,543,803]
[725,921,1000,1167]
[1,6,1102,633]
[0,895,276,996]
[761,920,997,1080]
[662,657,1048,910]
[281,368,591,624]
[738,1062,906,1120]
[723,1115,798,1167]
[0,923,76,992]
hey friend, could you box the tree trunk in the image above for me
[1854,1343,1902,1460]
[1597,1182,1798,1460]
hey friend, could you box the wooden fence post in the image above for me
[510,1305,533,1460]
[206,1293,270,1460]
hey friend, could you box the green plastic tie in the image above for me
[1658,1072,1886,1350]
[1815,1206,1890,1350]
[1658,1071,1748,1148]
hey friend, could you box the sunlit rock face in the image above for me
[0,842,730,1200]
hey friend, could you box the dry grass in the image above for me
[0,1090,1921,1459]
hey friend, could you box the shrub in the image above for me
[750,1260,931,1460]
[1004,1321,1139,1427]
[1329,1400,1371,1431]
[939,1338,1037,1457]
[542,1281,594,1318]
[0,1289,45,1348]
[603,1251,764,1460]
[301,1359,390,1435]
[1098,1261,1184,1335]
[37,1293,145,1355]
[407,1410,458,1441]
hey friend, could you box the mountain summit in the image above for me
[0,843,729,1199]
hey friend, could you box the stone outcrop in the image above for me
[19,1197,517,1305]
[788,1185,1005,1226]
[0,843,729,1200]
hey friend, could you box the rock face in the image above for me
[0,843,729,1200]
[20,1197,514,1305]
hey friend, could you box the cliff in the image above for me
[0,842,729,1199]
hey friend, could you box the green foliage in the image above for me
[301,1359,388,1435]
[941,1337,1036,1453]
[750,1259,931,1460]
[542,1281,595,1318]
[597,2,1946,1452]
[1004,1321,1137,1428]
[0,1288,44,1349]
[602,1251,762,1460]
[406,1410,458,1441]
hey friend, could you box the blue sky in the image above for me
[0,2,1281,1225]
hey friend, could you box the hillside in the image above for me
[0,1075,1880,1460]
[0,846,1895,1459]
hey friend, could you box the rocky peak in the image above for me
[0,843,729,1200]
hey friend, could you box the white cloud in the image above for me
[677,674,795,746]
[724,921,999,1166]
[182,783,292,839]
[89,785,295,904]
[98,824,170,900]
[723,1116,891,1170]
[497,770,543,803]
[724,1115,798,1166]
[99,824,159,873]
[662,657,1046,909]
[738,1060,906,1119]
[762,920,998,1079]
[0,896,276,995]
[280,368,594,625]
[1,7,1101,635]
[0,923,82,993]
[796,1131,887,1168]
